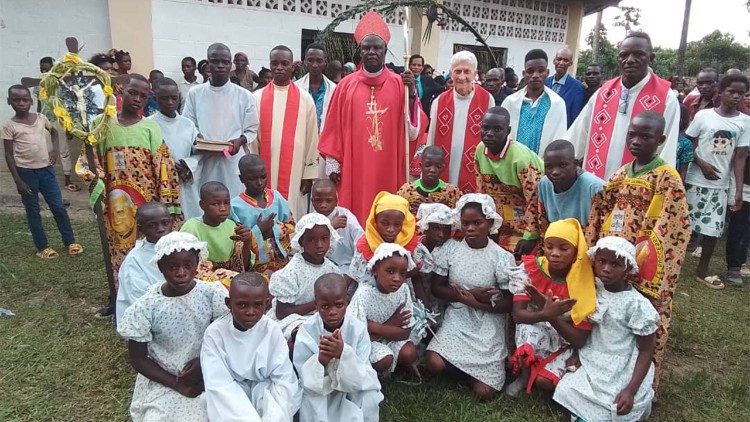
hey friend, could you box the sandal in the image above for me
[695,275,725,290]
[67,243,84,256]
[36,247,59,259]
[64,183,81,192]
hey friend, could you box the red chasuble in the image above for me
[318,68,411,224]
[258,83,301,198]
[433,85,491,193]
[584,74,671,178]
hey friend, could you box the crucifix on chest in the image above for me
[365,85,388,151]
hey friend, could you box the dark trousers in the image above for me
[17,166,75,251]
[726,201,750,269]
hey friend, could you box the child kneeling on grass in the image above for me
[269,212,341,340]
[554,237,659,422]
[292,273,383,422]
[201,272,301,421]
[507,218,596,396]
[116,202,173,325]
[425,193,515,400]
[117,232,228,421]
[349,243,423,376]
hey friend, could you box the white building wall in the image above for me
[0,0,112,123]
[151,0,407,84]
[436,32,565,74]
[436,0,569,73]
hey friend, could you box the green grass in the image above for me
[0,214,748,421]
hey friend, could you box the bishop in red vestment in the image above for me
[318,11,423,223]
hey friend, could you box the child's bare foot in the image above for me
[505,373,529,397]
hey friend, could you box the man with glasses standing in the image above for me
[566,32,679,180]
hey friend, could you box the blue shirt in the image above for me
[538,171,604,226]
[517,93,552,154]
[545,73,584,127]
[415,75,424,99]
[308,81,327,130]
[676,135,694,170]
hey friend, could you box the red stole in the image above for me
[585,74,671,178]
[259,83,301,198]
[434,86,491,192]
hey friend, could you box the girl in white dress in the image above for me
[554,237,659,422]
[269,212,342,339]
[425,193,516,400]
[412,203,456,312]
[349,243,422,374]
[118,232,229,422]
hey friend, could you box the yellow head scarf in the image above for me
[364,192,417,251]
[541,218,596,325]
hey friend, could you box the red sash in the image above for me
[434,86,491,193]
[259,83,300,198]
[585,74,671,178]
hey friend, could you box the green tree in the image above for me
[652,47,678,77]
[576,26,619,79]
[612,6,642,36]
[683,31,750,75]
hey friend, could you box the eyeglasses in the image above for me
[618,88,629,115]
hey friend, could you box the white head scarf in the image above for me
[455,193,503,234]
[290,212,341,252]
[366,243,416,272]
[416,203,458,232]
[587,236,639,274]
[150,231,208,265]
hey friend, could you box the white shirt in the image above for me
[685,108,750,189]
[201,314,302,421]
[115,239,163,325]
[178,77,201,112]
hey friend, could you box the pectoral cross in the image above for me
[365,86,388,151]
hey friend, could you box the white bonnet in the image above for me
[455,193,503,234]
[416,203,458,232]
[366,243,416,272]
[150,231,208,265]
[587,236,639,274]
[290,212,341,252]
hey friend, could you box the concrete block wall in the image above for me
[151,0,407,84]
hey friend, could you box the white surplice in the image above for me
[324,206,364,274]
[292,313,383,422]
[183,80,259,197]
[115,239,163,326]
[500,85,568,156]
[201,314,302,422]
[565,72,680,179]
[148,111,202,219]
[427,89,495,185]
[251,83,320,219]
[295,74,337,132]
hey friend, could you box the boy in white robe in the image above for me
[115,202,172,326]
[201,273,302,421]
[310,179,363,275]
[292,273,383,422]
[149,78,202,219]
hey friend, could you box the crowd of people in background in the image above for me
[4,9,750,421]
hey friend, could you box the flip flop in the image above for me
[695,275,725,290]
[64,183,81,192]
[67,243,84,256]
[36,247,58,259]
